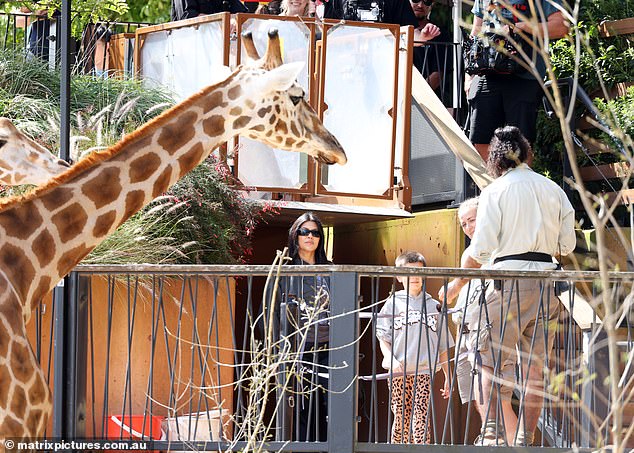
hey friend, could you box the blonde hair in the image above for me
[458,197,479,219]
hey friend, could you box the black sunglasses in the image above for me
[411,0,433,5]
[297,227,321,238]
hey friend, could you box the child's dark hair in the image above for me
[395,251,427,267]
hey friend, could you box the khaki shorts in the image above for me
[465,278,560,373]
[456,335,516,403]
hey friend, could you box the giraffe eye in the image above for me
[290,95,303,106]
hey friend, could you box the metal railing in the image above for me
[414,41,459,110]
[29,264,633,451]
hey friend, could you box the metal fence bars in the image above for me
[39,264,633,452]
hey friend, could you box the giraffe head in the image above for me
[0,118,70,186]
[235,30,347,165]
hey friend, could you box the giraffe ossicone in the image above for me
[0,118,70,186]
[0,29,345,442]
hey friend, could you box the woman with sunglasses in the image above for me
[284,212,331,442]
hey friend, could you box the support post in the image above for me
[581,329,609,448]
[328,271,358,453]
[52,273,89,439]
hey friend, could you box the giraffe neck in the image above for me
[0,70,248,318]
[0,71,248,441]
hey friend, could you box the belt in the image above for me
[493,252,552,264]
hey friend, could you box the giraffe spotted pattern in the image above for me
[0,29,346,442]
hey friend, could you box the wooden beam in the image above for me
[599,18,634,38]
[599,18,634,37]
[605,188,634,205]
[579,162,631,181]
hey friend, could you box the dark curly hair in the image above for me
[287,212,330,264]
[486,126,532,178]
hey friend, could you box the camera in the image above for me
[463,31,526,76]
[344,0,384,22]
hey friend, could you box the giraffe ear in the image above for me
[259,62,305,93]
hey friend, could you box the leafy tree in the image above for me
[122,0,170,24]
[534,0,634,191]
[0,0,129,36]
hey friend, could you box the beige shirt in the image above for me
[470,164,576,270]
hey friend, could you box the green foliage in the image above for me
[0,49,274,264]
[86,197,199,265]
[550,0,634,92]
[535,0,634,200]
[0,49,172,149]
[158,158,276,264]
[0,1,130,37]
[533,111,565,184]
[122,0,170,24]
[594,85,634,142]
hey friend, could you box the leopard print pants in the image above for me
[389,374,432,444]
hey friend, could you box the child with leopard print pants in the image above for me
[376,251,454,444]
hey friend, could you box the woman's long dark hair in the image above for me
[486,126,532,178]
[287,212,330,264]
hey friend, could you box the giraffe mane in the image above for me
[0,68,243,213]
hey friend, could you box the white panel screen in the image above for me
[139,20,226,101]
[320,25,396,196]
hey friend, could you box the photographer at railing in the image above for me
[464,0,569,162]
[409,0,453,103]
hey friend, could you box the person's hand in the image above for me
[419,23,441,41]
[438,285,446,303]
[413,23,441,46]
[440,373,451,399]
[464,73,474,95]
[438,280,461,304]
[382,355,403,373]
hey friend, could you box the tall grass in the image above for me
[0,50,274,264]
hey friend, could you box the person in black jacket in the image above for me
[282,212,331,441]
[171,0,248,21]
[260,212,332,441]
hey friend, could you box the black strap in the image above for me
[493,252,552,264]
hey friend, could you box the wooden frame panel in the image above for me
[232,14,317,195]
[135,13,230,77]
[315,20,403,200]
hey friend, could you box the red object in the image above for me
[106,415,163,453]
